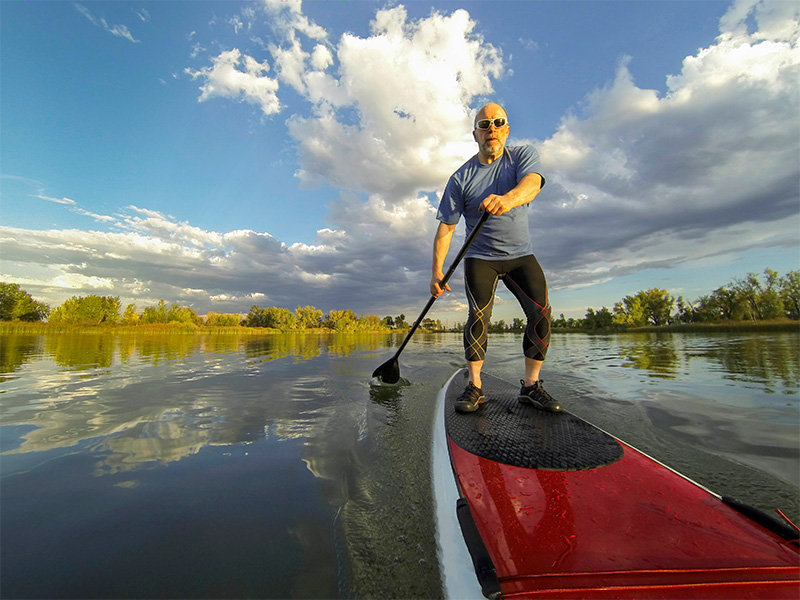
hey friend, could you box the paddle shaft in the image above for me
[390,211,491,360]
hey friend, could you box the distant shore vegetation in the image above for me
[0,288,390,333]
[552,268,799,333]
[0,268,797,334]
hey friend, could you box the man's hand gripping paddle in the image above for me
[372,211,491,384]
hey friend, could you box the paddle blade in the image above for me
[372,357,400,384]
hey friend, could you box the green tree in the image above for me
[241,305,297,329]
[359,314,385,331]
[382,315,395,329]
[613,290,673,326]
[690,294,715,322]
[15,293,50,321]
[734,273,762,320]
[167,304,203,326]
[421,318,444,330]
[205,312,240,326]
[49,295,121,325]
[489,319,507,333]
[394,314,408,329]
[242,305,268,328]
[584,307,614,330]
[553,314,579,329]
[135,300,201,326]
[613,295,646,327]
[709,286,745,320]
[295,305,323,329]
[257,307,296,330]
[122,304,139,325]
[674,296,695,323]
[0,284,15,321]
[759,269,785,320]
[641,289,674,326]
[141,300,170,324]
[323,309,358,332]
[0,283,50,322]
[780,270,800,320]
[733,270,785,320]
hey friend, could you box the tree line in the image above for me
[1,268,797,332]
[0,284,390,332]
[380,315,444,331]
[242,305,386,332]
[554,268,799,331]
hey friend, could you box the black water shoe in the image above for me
[518,380,563,413]
[455,382,485,413]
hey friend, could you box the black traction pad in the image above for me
[445,370,623,471]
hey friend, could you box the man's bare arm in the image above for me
[430,221,457,297]
[480,173,543,215]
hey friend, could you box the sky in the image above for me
[1,0,798,325]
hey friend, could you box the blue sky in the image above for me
[2,0,798,324]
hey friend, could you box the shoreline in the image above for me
[0,320,797,335]
[552,320,799,334]
[0,322,387,335]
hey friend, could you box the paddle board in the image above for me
[433,369,799,599]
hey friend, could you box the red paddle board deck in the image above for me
[443,369,800,599]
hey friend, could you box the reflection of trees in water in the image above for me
[614,333,798,390]
[0,331,394,374]
[0,332,398,474]
[618,333,681,379]
[0,334,43,382]
[121,334,203,364]
[244,332,393,362]
[244,333,321,362]
[46,333,117,370]
[706,335,799,390]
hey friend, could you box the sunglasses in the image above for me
[475,117,508,130]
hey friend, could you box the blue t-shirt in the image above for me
[436,145,545,260]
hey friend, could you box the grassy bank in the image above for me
[2,320,797,336]
[553,319,799,334]
[0,322,345,335]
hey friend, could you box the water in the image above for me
[1,330,798,599]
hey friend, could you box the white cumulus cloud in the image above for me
[185,49,281,115]
[535,0,799,290]
[189,4,501,204]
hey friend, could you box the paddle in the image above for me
[372,211,491,384]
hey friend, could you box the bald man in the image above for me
[431,103,562,414]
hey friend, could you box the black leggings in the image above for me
[463,255,550,362]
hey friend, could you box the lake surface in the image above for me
[1,330,798,598]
